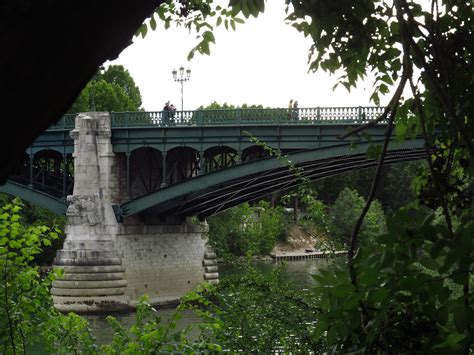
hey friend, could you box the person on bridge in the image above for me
[288,99,293,120]
[293,100,299,121]
[162,101,171,125]
[169,103,177,124]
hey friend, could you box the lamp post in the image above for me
[172,66,191,111]
[91,65,105,111]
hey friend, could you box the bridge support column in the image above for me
[51,112,129,313]
[114,218,218,306]
[51,112,218,313]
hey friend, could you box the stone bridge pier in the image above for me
[51,113,218,313]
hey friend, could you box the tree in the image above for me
[329,187,386,247]
[196,101,264,110]
[197,101,236,110]
[68,65,143,113]
[100,65,143,109]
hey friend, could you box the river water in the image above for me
[84,258,332,345]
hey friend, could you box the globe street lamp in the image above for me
[90,65,105,111]
[172,66,191,111]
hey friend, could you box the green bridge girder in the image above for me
[4,107,427,219]
[0,180,67,215]
[115,138,426,220]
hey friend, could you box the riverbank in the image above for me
[216,224,346,263]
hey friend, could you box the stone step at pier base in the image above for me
[51,243,129,313]
[203,245,219,285]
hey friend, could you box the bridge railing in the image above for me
[45,107,386,130]
[48,114,77,130]
[110,106,386,127]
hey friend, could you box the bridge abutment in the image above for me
[52,113,217,313]
[115,219,214,306]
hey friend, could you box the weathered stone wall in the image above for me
[116,221,209,306]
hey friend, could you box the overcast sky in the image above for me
[107,2,382,111]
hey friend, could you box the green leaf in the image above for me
[419,255,440,270]
[452,303,467,332]
[367,143,383,159]
[437,304,449,325]
[247,0,260,18]
[203,30,215,43]
[150,16,157,31]
[241,0,250,18]
[141,24,148,38]
[331,283,352,297]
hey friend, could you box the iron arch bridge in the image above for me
[0,107,426,220]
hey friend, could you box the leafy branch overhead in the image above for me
[137,0,265,59]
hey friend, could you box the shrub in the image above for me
[329,188,386,247]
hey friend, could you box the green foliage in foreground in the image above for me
[187,262,323,353]
[0,199,215,354]
[0,192,66,265]
[0,199,62,353]
[99,295,219,354]
[1,196,470,353]
[311,208,473,353]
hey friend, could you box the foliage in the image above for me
[188,262,323,353]
[196,101,264,110]
[245,201,289,254]
[0,199,62,353]
[208,201,288,259]
[141,1,259,60]
[0,193,66,265]
[302,196,329,234]
[312,161,422,213]
[68,65,143,113]
[99,294,217,354]
[282,185,330,235]
[283,0,474,351]
[43,313,99,355]
[208,202,252,258]
[0,198,218,353]
[310,208,473,353]
[329,187,386,247]
[208,201,288,258]
[100,65,143,110]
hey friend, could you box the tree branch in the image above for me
[409,77,453,234]
[338,68,407,140]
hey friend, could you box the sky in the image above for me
[107,2,381,111]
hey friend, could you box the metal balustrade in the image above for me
[47,107,386,130]
[48,114,77,130]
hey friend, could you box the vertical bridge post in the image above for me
[51,112,218,313]
[51,112,129,313]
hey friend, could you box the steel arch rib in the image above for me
[176,151,426,216]
[0,181,67,215]
[117,139,425,219]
